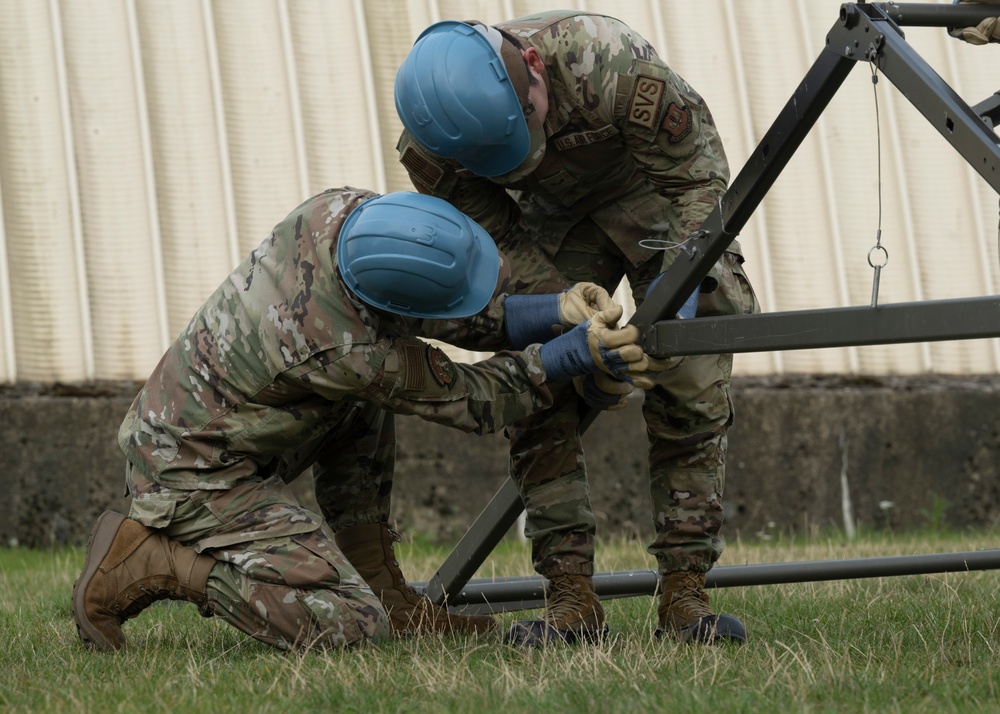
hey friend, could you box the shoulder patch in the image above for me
[627,74,666,130]
[662,102,692,143]
[400,144,444,191]
[427,345,457,389]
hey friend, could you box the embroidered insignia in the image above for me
[552,125,618,151]
[627,75,666,130]
[662,102,692,143]
[427,345,457,388]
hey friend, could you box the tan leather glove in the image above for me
[558,282,617,328]
[539,306,672,387]
[949,0,1000,44]
[585,308,673,389]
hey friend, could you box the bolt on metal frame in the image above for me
[412,2,1000,613]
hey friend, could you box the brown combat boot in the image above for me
[504,574,608,646]
[655,570,747,644]
[334,523,496,636]
[72,511,217,651]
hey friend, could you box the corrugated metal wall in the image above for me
[0,0,996,383]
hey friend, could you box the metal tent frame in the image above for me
[412,2,1000,615]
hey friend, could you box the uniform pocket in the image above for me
[697,253,760,317]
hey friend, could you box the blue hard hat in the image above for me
[337,192,500,319]
[394,21,531,177]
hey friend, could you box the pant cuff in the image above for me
[540,561,595,578]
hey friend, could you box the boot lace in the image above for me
[666,572,713,619]
[544,576,597,626]
[386,528,422,601]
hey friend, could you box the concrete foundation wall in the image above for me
[3,376,999,549]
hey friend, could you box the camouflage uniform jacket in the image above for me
[398,10,742,301]
[119,187,552,494]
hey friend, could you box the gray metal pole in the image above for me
[644,296,1000,357]
[418,550,1000,615]
[878,2,1000,27]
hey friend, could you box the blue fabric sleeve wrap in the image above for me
[503,293,561,349]
[646,273,700,319]
[538,321,594,382]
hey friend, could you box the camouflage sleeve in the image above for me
[568,15,734,276]
[614,57,731,274]
[360,338,553,436]
[396,130,521,240]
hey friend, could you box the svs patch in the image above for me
[427,345,457,388]
[662,102,692,143]
[627,74,666,130]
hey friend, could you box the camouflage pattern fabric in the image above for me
[128,464,389,649]
[398,12,760,576]
[119,186,563,647]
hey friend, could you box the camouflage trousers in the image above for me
[276,400,398,532]
[125,436,392,650]
[500,212,760,577]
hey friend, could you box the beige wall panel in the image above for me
[507,0,575,19]
[949,38,1000,298]
[59,0,165,380]
[881,28,994,373]
[799,2,926,374]
[435,0,511,25]
[134,0,237,338]
[656,0,776,374]
[932,26,1000,369]
[360,1,435,193]
[0,0,997,382]
[731,1,849,374]
[0,1,89,381]
[286,0,382,194]
[210,0,305,255]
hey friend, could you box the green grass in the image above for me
[3,530,1000,713]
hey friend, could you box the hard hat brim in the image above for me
[337,193,501,320]
[395,21,533,178]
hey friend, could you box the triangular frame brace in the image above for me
[414,3,1000,611]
